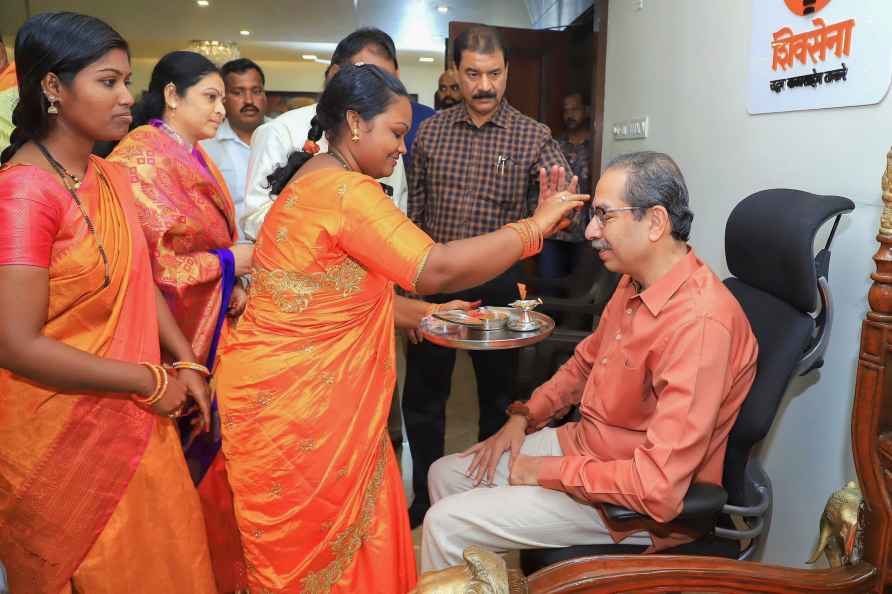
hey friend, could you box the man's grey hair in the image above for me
[605,151,694,242]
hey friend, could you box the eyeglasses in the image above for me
[590,205,644,226]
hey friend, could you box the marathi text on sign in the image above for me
[771,17,855,72]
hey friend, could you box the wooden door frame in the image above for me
[591,0,609,177]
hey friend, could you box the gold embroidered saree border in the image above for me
[249,258,367,314]
[299,435,389,594]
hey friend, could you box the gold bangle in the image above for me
[506,219,543,259]
[134,363,166,406]
[505,222,530,258]
[171,361,211,377]
[146,365,168,406]
[137,363,162,403]
[151,367,169,406]
[424,303,438,317]
[524,218,544,256]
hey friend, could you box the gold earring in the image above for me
[47,97,59,115]
[351,128,360,142]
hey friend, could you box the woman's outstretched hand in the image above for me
[531,165,589,237]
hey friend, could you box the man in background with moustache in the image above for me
[403,25,572,528]
[201,58,268,238]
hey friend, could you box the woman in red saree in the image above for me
[109,50,252,591]
[0,13,214,594]
[215,64,585,593]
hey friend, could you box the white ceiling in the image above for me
[1,0,536,62]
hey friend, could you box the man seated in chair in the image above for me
[420,151,759,571]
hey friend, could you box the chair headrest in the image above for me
[724,189,854,313]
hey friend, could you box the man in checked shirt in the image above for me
[404,25,573,528]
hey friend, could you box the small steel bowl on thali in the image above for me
[433,307,509,330]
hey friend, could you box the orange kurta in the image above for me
[0,61,15,92]
[216,169,434,593]
[0,157,215,594]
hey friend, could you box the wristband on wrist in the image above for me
[506,400,533,422]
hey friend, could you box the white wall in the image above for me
[131,57,441,107]
[603,0,891,567]
[526,0,594,28]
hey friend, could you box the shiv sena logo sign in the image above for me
[749,0,892,114]
[772,0,853,72]
[783,0,832,16]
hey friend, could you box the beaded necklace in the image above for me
[34,142,110,288]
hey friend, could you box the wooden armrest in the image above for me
[526,556,878,594]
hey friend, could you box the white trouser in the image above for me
[420,427,651,571]
[395,331,413,504]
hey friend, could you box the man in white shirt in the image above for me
[202,58,268,238]
[242,28,407,240]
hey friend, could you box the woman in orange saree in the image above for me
[109,50,253,591]
[0,13,214,594]
[215,64,585,593]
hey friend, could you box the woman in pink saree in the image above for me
[109,51,252,592]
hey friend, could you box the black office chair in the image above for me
[520,188,855,574]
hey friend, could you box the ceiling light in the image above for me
[240,30,251,36]
[196,0,209,6]
[315,58,331,65]
[437,4,449,13]
[302,54,318,60]
[419,57,435,62]
[188,40,240,65]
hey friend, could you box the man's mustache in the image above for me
[241,105,259,114]
[472,92,497,100]
[591,239,610,250]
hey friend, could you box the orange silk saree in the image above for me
[110,123,246,590]
[0,157,214,594]
[215,169,434,593]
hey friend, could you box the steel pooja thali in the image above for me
[421,303,555,351]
